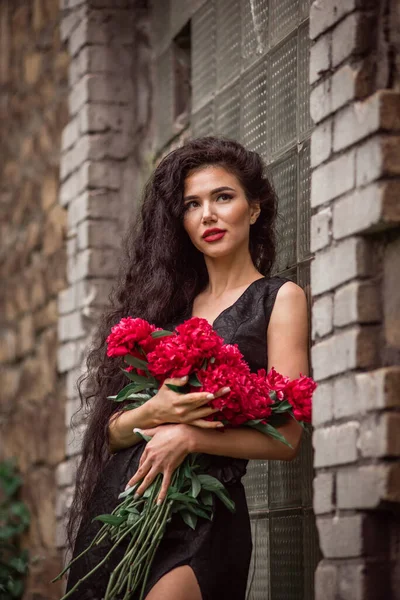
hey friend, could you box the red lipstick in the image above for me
[202,228,226,243]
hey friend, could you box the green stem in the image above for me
[58,524,136,600]
[51,524,108,582]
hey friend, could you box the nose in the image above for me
[201,201,217,224]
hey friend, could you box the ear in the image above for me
[250,201,261,224]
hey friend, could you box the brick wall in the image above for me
[56,0,153,577]
[309,1,400,598]
[0,1,69,597]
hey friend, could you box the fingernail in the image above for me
[221,387,231,394]
[133,428,142,434]
[180,376,188,382]
[134,492,140,500]
[156,498,163,506]
[217,424,225,428]
[125,483,130,490]
[207,393,215,399]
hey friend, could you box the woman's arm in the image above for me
[108,402,161,454]
[186,281,309,461]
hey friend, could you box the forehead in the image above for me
[184,166,241,194]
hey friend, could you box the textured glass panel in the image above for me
[216,0,241,87]
[298,22,313,136]
[272,152,297,272]
[269,455,302,509]
[303,510,321,600]
[268,34,297,154]
[192,0,216,110]
[298,141,311,259]
[241,0,269,63]
[170,0,206,37]
[269,0,299,44]
[155,47,174,148]
[246,518,270,600]
[241,58,268,156]
[300,429,314,506]
[192,101,214,136]
[215,82,241,139]
[243,459,268,510]
[300,0,312,19]
[269,514,303,599]
[297,261,311,305]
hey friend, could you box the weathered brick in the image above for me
[68,190,120,229]
[337,464,400,509]
[58,285,77,316]
[359,413,400,458]
[310,0,357,40]
[356,367,400,412]
[78,161,121,193]
[65,397,83,427]
[313,422,359,467]
[331,64,359,112]
[67,248,118,283]
[311,237,371,296]
[77,219,120,251]
[58,311,86,342]
[78,104,132,133]
[56,458,78,488]
[317,514,363,558]
[59,172,79,207]
[312,379,334,426]
[310,33,331,85]
[311,326,378,380]
[311,119,332,168]
[61,118,79,152]
[311,149,355,208]
[57,340,86,372]
[333,181,400,239]
[66,367,82,400]
[65,423,86,458]
[333,90,400,152]
[75,278,113,309]
[310,78,332,124]
[315,561,338,600]
[332,12,372,67]
[313,471,334,514]
[332,373,359,419]
[312,293,333,339]
[356,135,400,187]
[311,207,331,252]
[333,280,380,327]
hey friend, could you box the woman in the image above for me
[65,137,309,600]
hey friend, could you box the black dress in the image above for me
[65,276,291,600]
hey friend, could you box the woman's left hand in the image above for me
[125,423,193,505]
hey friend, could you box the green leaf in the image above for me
[124,355,149,370]
[180,510,197,530]
[118,482,140,499]
[210,357,216,364]
[151,330,174,338]
[116,382,140,401]
[188,373,202,387]
[165,383,186,394]
[121,402,142,411]
[197,474,225,492]
[269,390,278,402]
[190,472,201,499]
[127,512,141,526]
[184,503,212,520]
[214,489,236,513]
[246,421,293,448]
[93,514,126,526]
[271,400,292,413]
[199,490,213,506]
[168,491,198,504]
[200,358,208,370]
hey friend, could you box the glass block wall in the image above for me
[151,1,319,597]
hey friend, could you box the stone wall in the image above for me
[309,1,400,598]
[0,1,69,598]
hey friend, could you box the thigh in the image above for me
[144,565,202,600]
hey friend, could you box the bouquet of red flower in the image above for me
[55,317,316,599]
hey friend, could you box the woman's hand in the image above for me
[125,424,195,504]
[147,376,230,430]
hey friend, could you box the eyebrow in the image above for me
[183,186,236,202]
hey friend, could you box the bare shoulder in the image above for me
[271,280,308,321]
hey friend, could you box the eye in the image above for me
[216,193,232,202]
[183,200,199,211]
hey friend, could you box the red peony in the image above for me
[284,374,316,422]
[106,317,160,358]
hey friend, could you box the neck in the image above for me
[203,246,262,297]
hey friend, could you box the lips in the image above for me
[202,228,226,239]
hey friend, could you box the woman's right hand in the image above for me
[148,376,230,429]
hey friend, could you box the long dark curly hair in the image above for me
[67,136,279,548]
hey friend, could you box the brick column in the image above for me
[309,1,400,599]
[56,0,152,561]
